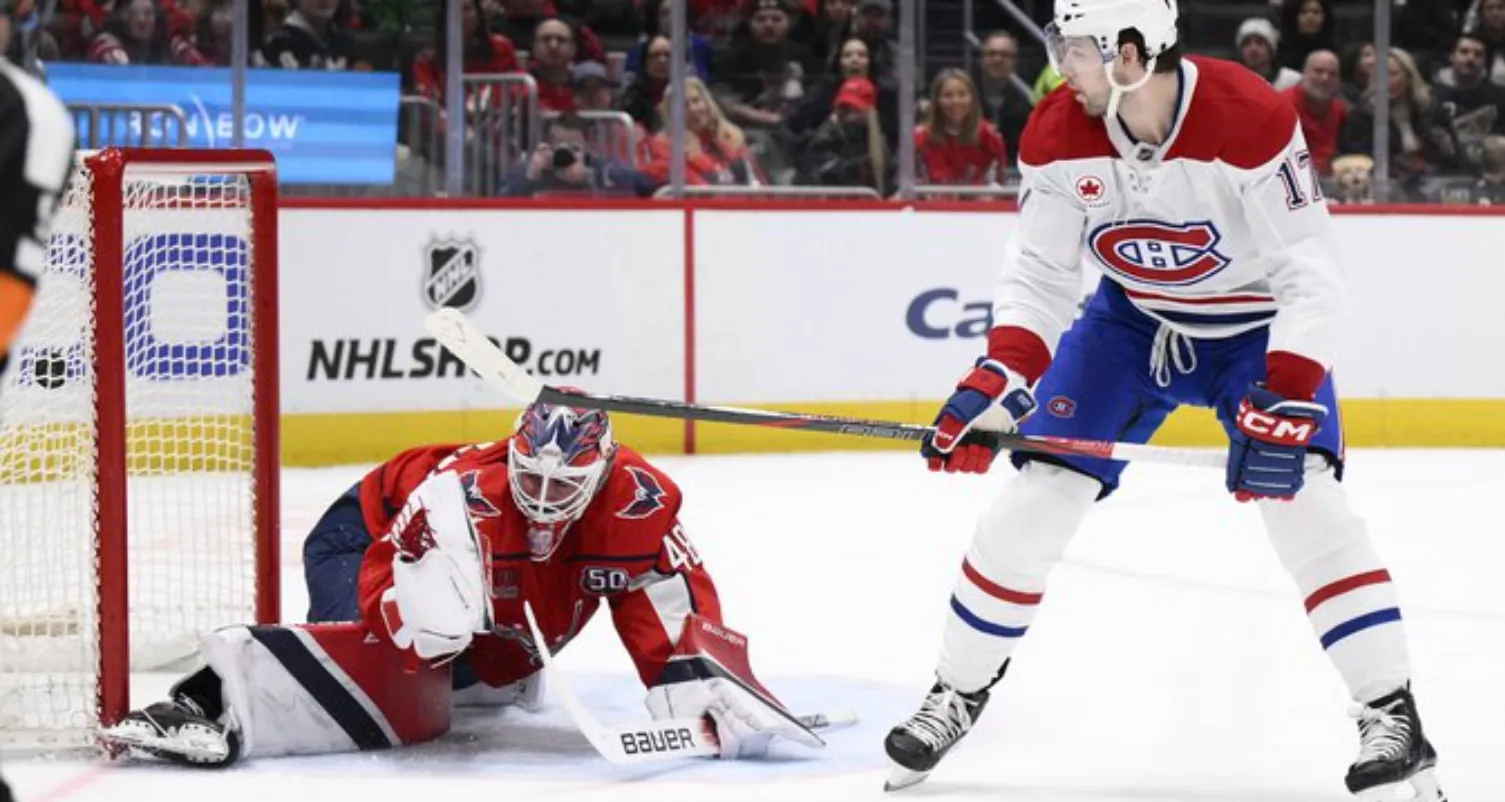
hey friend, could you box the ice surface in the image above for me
[6,449,1500,801]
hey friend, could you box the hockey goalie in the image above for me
[101,400,822,766]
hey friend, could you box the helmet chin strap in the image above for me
[1103,54,1158,122]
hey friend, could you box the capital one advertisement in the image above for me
[693,210,1028,405]
[46,64,400,185]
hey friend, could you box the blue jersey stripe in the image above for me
[950,595,1028,638]
[1320,608,1403,649]
[1144,307,1279,326]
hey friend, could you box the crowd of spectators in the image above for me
[12,0,1505,202]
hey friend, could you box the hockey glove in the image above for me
[921,358,1036,474]
[1226,384,1328,502]
[644,615,822,759]
[379,472,493,661]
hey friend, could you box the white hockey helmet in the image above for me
[507,398,616,559]
[1047,0,1179,114]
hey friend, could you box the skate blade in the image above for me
[1355,768,1447,802]
[884,764,930,793]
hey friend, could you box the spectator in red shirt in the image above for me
[89,0,206,64]
[915,68,1007,186]
[1282,49,1346,176]
[530,16,577,112]
[411,0,522,106]
[643,76,764,186]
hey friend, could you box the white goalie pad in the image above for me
[198,624,451,759]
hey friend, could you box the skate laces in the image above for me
[902,688,974,750]
[1149,325,1197,388]
[1351,699,1411,763]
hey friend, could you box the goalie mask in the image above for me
[508,400,616,560]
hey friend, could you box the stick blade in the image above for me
[424,308,545,404]
[522,603,718,764]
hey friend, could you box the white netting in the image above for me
[0,155,263,747]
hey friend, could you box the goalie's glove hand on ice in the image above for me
[921,358,1036,474]
[1226,384,1328,502]
[646,675,822,759]
[379,472,493,661]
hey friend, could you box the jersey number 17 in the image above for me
[1277,150,1324,209]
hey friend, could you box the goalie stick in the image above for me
[424,308,1223,469]
[522,603,856,765]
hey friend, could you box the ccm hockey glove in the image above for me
[1226,384,1328,502]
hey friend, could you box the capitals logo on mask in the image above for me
[1088,220,1230,286]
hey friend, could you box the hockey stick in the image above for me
[425,308,1223,469]
[522,603,856,765]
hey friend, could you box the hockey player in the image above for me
[1,6,73,799]
[101,400,822,766]
[884,2,1445,800]
[0,0,73,385]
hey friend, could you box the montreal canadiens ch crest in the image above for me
[1088,219,1230,286]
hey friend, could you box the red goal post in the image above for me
[0,147,280,746]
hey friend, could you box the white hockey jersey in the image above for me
[989,56,1345,400]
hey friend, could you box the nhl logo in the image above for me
[423,237,482,311]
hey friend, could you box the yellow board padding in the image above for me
[687,398,1505,454]
[10,400,1504,473]
[280,408,688,466]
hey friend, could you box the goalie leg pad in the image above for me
[201,623,452,759]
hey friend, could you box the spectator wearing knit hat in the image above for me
[1237,17,1301,91]
[915,68,1007,186]
[795,75,891,192]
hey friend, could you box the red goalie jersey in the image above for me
[356,437,722,689]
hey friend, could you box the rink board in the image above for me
[271,201,1505,464]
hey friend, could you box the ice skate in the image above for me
[1346,686,1447,801]
[99,697,241,768]
[883,681,988,792]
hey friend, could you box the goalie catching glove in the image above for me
[379,471,494,660]
[645,614,823,759]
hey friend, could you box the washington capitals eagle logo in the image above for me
[1088,219,1231,286]
[460,470,503,518]
[617,466,667,519]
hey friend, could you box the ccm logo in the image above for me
[1237,404,1316,445]
[620,727,697,754]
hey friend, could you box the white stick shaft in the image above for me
[1108,442,1224,469]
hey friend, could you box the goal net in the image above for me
[0,148,280,748]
